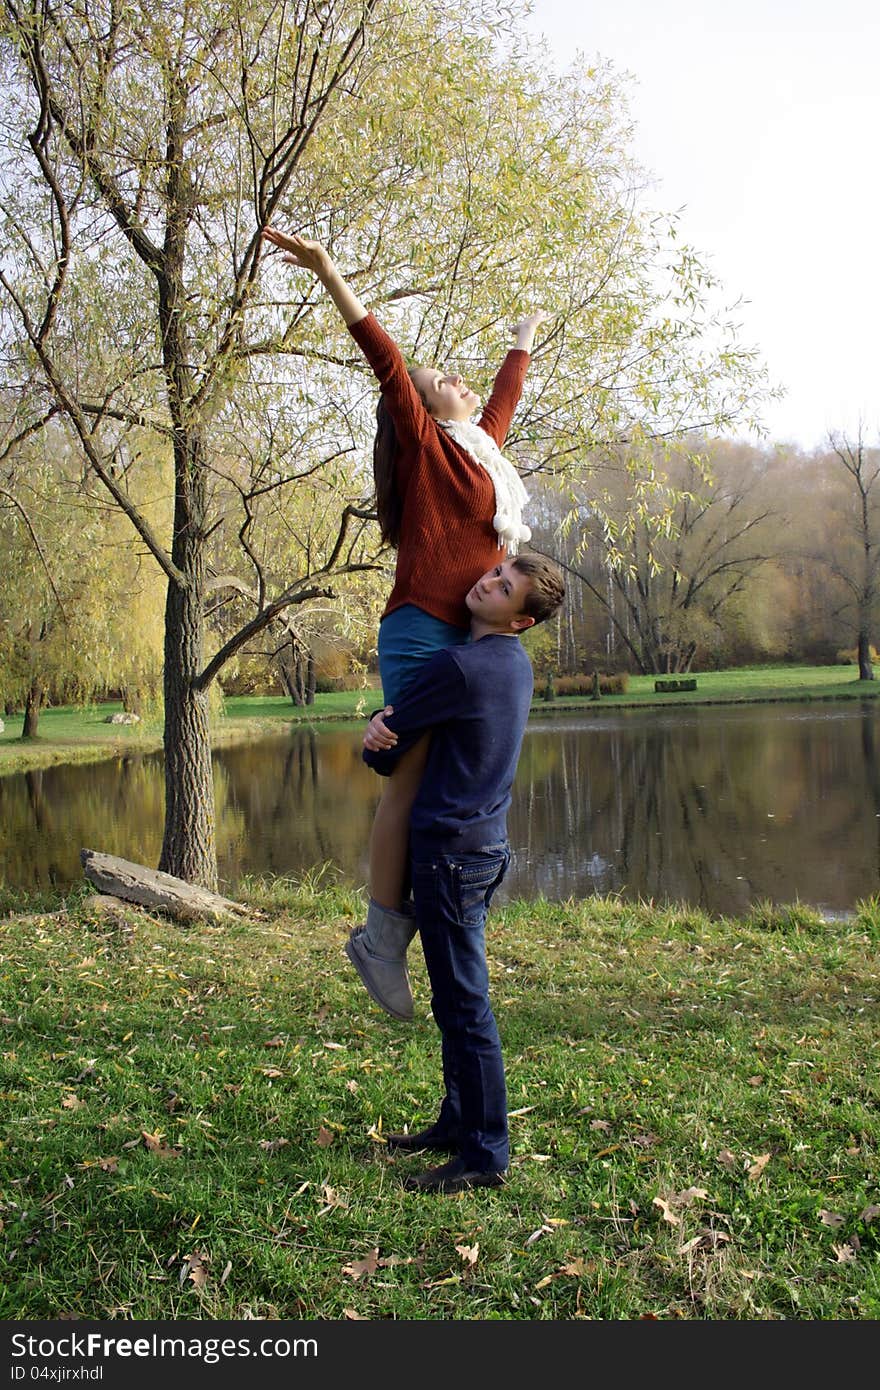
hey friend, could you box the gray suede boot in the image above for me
[345,899,417,1022]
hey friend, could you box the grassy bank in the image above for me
[1,879,878,1320]
[1,664,877,778]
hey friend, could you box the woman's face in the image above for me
[410,367,480,421]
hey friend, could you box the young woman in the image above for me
[261,225,544,1020]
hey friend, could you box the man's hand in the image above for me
[363,706,397,752]
[261,226,335,279]
[510,309,548,353]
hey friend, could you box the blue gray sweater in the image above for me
[362,633,533,857]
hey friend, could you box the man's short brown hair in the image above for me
[511,552,566,626]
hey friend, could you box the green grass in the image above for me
[2,664,877,778]
[2,879,879,1320]
[597,664,879,706]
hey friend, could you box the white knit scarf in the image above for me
[436,417,532,555]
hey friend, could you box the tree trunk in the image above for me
[22,679,43,738]
[158,437,217,890]
[121,684,144,716]
[81,849,250,922]
[857,630,875,681]
[277,635,313,706]
[160,578,216,889]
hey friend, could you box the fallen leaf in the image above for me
[98,1156,119,1173]
[676,1187,708,1206]
[535,1275,554,1289]
[317,1184,348,1214]
[746,1075,763,1087]
[316,1126,335,1147]
[508,1106,536,1117]
[525,1225,552,1246]
[260,1067,284,1078]
[560,1259,586,1276]
[747,1153,771,1181]
[180,1251,208,1290]
[61,1094,84,1110]
[455,1243,479,1265]
[678,1236,705,1256]
[220,1261,232,1286]
[590,1119,612,1133]
[716,1149,738,1170]
[323,1042,344,1051]
[263,1036,285,1049]
[859,1204,880,1223]
[344,1309,367,1320]
[343,1249,380,1281]
[818,1210,845,1229]
[653,1197,680,1227]
[595,1145,620,1158]
[631,1131,660,1149]
[142,1130,180,1159]
[258,1138,290,1154]
[678,1232,730,1255]
[833,1242,857,1264]
[346,1080,359,1094]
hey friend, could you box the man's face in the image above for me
[466,562,535,633]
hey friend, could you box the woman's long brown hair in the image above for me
[372,394,403,547]
[373,367,429,548]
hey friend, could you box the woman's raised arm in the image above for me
[261,226,368,327]
[509,309,548,354]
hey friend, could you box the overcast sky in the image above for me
[524,0,878,449]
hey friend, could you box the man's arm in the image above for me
[362,650,467,776]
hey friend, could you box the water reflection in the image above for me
[2,702,879,916]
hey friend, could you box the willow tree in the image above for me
[0,421,166,731]
[0,0,771,888]
[542,441,784,674]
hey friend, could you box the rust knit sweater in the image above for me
[349,313,530,630]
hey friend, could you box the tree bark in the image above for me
[858,629,875,681]
[81,848,249,922]
[22,679,43,738]
[158,434,217,890]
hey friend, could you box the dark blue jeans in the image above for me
[411,844,511,1173]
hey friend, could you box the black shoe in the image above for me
[402,1158,506,1193]
[386,1125,460,1154]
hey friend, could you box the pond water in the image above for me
[3,701,879,918]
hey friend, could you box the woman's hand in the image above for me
[510,309,548,353]
[261,226,335,278]
[363,707,398,753]
[260,225,367,327]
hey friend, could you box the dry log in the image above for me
[80,848,251,923]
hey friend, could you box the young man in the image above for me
[355,552,565,1193]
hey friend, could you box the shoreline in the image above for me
[2,680,877,779]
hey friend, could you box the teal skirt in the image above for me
[378,604,469,706]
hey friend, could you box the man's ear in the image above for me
[511,614,535,633]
